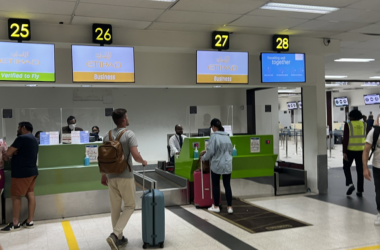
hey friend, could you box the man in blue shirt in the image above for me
[1,122,39,233]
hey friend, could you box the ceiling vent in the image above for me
[362,33,380,36]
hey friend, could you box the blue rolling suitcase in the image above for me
[142,168,165,249]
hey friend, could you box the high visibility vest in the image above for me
[347,121,367,151]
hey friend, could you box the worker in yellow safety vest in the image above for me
[343,110,367,196]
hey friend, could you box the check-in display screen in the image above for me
[0,42,55,82]
[334,97,348,107]
[72,45,134,83]
[261,53,306,83]
[287,102,298,110]
[298,101,302,109]
[197,51,248,84]
[364,94,380,105]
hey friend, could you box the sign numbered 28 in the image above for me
[8,19,31,41]
[92,24,112,45]
[212,31,229,50]
[273,35,289,52]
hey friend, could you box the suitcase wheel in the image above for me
[143,243,149,249]
[159,242,164,248]
[195,206,200,209]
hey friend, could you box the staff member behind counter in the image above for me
[169,125,186,164]
[62,116,83,133]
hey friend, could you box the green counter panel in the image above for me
[175,135,277,182]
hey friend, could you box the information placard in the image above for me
[250,137,261,153]
[197,51,248,84]
[72,45,134,83]
[261,53,305,83]
[0,42,55,82]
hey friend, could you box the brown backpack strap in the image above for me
[108,130,113,141]
[116,129,128,142]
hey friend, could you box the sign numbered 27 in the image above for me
[8,19,31,41]
[212,31,229,50]
[92,24,112,45]
[273,35,289,52]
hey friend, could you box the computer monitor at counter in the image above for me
[198,128,210,137]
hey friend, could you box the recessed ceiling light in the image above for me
[149,0,176,2]
[81,85,92,87]
[370,76,380,79]
[325,75,347,79]
[260,3,339,14]
[26,84,37,87]
[334,58,375,62]
[213,86,222,88]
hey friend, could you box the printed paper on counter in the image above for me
[250,137,261,153]
[86,145,98,163]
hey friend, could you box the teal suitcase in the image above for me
[142,171,165,249]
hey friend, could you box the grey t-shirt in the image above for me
[103,128,138,179]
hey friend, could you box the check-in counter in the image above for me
[175,135,278,198]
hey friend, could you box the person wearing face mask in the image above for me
[62,116,83,134]
[168,125,186,164]
[91,126,103,141]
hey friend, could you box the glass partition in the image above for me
[186,105,233,137]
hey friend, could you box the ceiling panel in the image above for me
[347,0,380,11]
[274,0,360,8]
[148,22,220,32]
[282,30,338,38]
[75,3,165,21]
[72,16,151,29]
[317,9,380,23]
[80,0,172,9]
[248,9,322,19]
[291,20,369,32]
[0,0,76,15]
[230,15,307,29]
[331,32,379,42]
[171,0,266,15]
[350,23,380,34]
[0,11,71,24]
[157,10,241,25]
[339,38,380,49]
[218,26,283,35]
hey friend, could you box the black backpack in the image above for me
[369,126,380,160]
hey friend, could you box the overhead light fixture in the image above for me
[334,58,375,62]
[149,0,176,2]
[26,84,37,87]
[213,86,222,88]
[260,3,339,14]
[370,76,380,79]
[361,82,380,86]
[278,89,295,93]
[81,85,92,87]
[325,75,347,79]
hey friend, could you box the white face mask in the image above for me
[69,124,76,130]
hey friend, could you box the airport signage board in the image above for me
[8,18,31,41]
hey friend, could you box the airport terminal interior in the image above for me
[1,0,380,249]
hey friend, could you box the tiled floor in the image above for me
[1,195,379,250]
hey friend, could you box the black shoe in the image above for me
[356,192,363,197]
[118,236,128,247]
[346,185,355,195]
[0,222,21,233]
[106,233,119,250]
[21,219,34,229]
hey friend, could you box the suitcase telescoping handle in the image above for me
[200,158,213,200]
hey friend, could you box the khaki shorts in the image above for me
[11,176,37,196]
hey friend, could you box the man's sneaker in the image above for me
[375,214,380,226]
[228,207,234,214]
[208,205,220,213]
[21,219,34,229]
[356,192,363,197]
[346,184,355,195]
[0,222,21,233]
[106,233,119,250]
[118,236,128,248]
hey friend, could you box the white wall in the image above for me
[0,87,247,163]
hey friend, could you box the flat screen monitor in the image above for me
[364,94,380,105]
[261,53,306,83]
[334,97,349,107]
[0,42,55,82]
[72,45,135,83]
[287,102,298,110]
[198,128,210,137]
[298,101,302,109]
[196,51,248,84]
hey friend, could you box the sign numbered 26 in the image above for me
[212,31,229,50]
[8,19,31,41]
[273,35,289,52]
[92,23,112,45]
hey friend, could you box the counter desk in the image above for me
[175,135,278,199]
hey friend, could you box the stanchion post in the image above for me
[295,131,298,155]
[286,134,289,158]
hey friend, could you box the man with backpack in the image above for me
[99,108,147,250]
[363,115,380,226]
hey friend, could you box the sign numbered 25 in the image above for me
[8,19,31,41]
[212,31,229,50]
[92,24,112,45]
[273,35,289,52]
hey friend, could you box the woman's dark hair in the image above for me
[19,121,33,133]
[112,109,127,125]
[92,126,100,132]
[210,118,224,131]
[35,131,42,137]
[349,110,363,121]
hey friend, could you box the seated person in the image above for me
[169,124,186,164]
[91,126,103,141]
[62,116,83,134]
[35,131,42,144]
